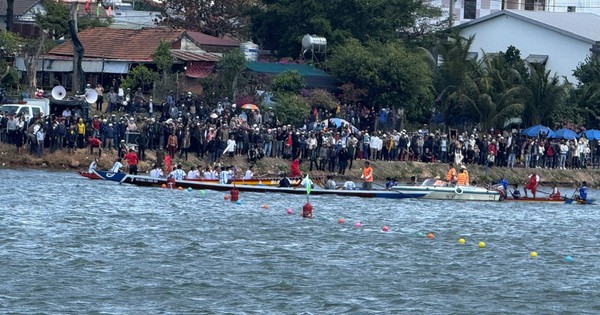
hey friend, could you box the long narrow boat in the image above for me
[503,197,595,204]
[392,179,501,201]
[78,171,102,180]
[119,174,427,199]
[92,170,303,186]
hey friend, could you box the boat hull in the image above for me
[504,197,594,204]
[94,170,128,182]
[78,171,102,180]
[122,174,424,199]
[392,185,501,201]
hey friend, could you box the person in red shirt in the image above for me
[290,156,302,177]
[123,148,139,175]
[87,136,102,158]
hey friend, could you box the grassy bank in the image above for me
[0,142,598,189]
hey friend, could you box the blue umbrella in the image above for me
[579,129,600,140]
[521,125,555,138]
[552,128,577,140]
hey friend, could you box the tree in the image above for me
[327,38,433,122]
[274,93,310,126]
[36,0,110,40]
[573,54,600,85]
[250,0,443,57]
[156,0,254,40]
[151,41,175,99]
[214,49,249,100]
[305,89,338,111]
[270,70,306,94]
[522,64,568,126]
[121,65,158,91]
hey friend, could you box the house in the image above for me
[14,27,239,91]
[246,61,338,90]
[0,0,44,37]
[454,10,600,82]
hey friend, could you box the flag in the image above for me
[305,174,311,195]
[96,3,100,17]
[84,0,90,14]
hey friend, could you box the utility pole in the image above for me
[449,0,455,28]
[69,2,85,94]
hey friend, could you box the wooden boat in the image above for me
[119,174,427,199]
[392,179,501,201]
[503,197,595,204]
[78,171,102,180]
[93,170,303,186]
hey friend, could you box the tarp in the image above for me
[247,62,339,90]
[551,128,577,140]
[521,125,555,138]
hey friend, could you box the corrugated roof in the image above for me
[247,62,331,77]
[456,10,600,44]
[171,50,220,62]
[48,27,184,61]
[0,0,39,16]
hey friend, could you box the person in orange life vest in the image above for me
[549,183,561,200]
[361,161,374,190]
[290,156,302,177]
[123,148,139,175]
[87,135,102,158]
[460,164,470,185]
[524,172,540,198]
[446,163,457,185]
[456,168,468,186]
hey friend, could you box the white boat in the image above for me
[392,179,502,201]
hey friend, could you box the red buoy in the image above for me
[230,188,240,202]
[302,202,313,218]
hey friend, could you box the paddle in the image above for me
[565,187,578,204]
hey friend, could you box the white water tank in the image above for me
[301,34,327,53]
[240,41,259,61]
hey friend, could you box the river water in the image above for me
[0,169,599,314]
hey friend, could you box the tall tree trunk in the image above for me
[70,4,85,93]
[26,32,48,97]
[6,0,14,31]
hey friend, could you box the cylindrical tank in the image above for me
[240,41,259,61]
[301,34,327,53]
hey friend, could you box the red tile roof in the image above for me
[171,50,220,62]
[187,31,239,47]
[48,27,185,61]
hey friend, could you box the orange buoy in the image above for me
[427,233,434,239]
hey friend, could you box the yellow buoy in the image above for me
[458,238,465,245]
[478,241,486,248]
[530,251,538,258]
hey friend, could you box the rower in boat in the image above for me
[279,173,291,188]
[510,184,521,199]
[549,183,561,201]
[385,177,397,189]
[575,181,588,202]
[524,172,540,198]
[324,175,337,189]
[150,164,163,178]
[88,157,99,173]
[343,180,356,190]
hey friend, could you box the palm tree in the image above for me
[522,64,568,126]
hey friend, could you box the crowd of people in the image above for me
[2,90,600,178]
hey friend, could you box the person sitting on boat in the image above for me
[497,176,509,196]
[385,177,397,189]
[408,175,418,186]
[343,180,356,190]
[446,163,457,186]
[324,175,337,189]
[279,173,291,188]
[433,176,444,187]
[461,165,470,185]
[524,172,540,198]
[301,175,314,190]
[203,166,215,180]
[243,166,254,180]
[510,184,521,199]
[290,156,302,178]
[456,169,468,186]
[576,181,588,201]
[187,166,200,179]
[219,166,230,184]
[110,158,123,173]
[88,157,99,173]
[150,164,163,178]
[549,183,561,200]
[170,164,186,180]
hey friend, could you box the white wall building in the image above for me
[455,9,600,83]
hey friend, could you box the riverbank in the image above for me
[0,142,598,188]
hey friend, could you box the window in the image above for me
[525,0,534,10]
[567,6,576,12]
[464,0,476,19]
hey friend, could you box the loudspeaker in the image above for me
[51,86,67,100]
[85,89,98,104]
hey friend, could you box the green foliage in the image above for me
[214,49,249,99]
[270,70,306,94]
[152,41,174,77]
[274,93,310,126]
[522,64,568,126]
[327,38,433,122]
[559,83,600,127]
[121,65,158,90]
[37,0,110,39]
[306,89,338,111]
[573,54,600,85]
[0,30,22,58]
[250,0,443,57]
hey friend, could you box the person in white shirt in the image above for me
[343,180,356,190]
[88,158,98,173]
[243,167,254,180]
[150,165,163,178]
[226,138,236,157]
[203,166,214,179]
[219,166,230,184]
[187,166,200,179]
[170,164,186,180]
[110,158,123,173]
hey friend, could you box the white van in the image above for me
[0,98,50,122]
